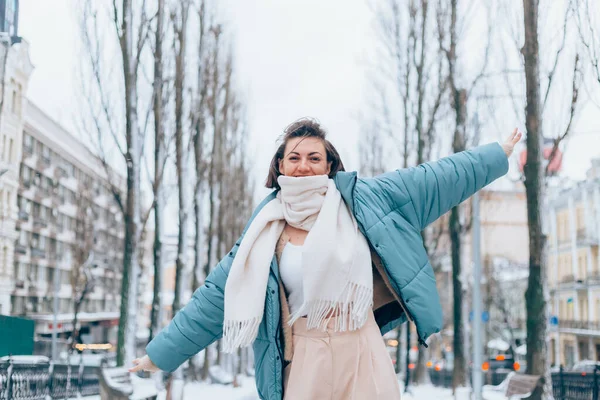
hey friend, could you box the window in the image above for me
[21,165,30,181]
[28,264,37,282]
[31,233,39,248]
[15,262,26,280]
[47,268,54,286]
[18,229,27,246]
[3,0,17,37]
[577,249,587,279]
[63,162,73,178]
[56,213,63,232]
[8,138,12,163]
[61,271,70,286]
[23,134,33,152]
[38,266,46,285]
[576,206,585,232]
[11,296,24,315]
[9,80,16,114]
[42,144,50,163]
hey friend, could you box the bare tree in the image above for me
[521,1,552,397]
[368,0,449,386]
[437,0,492,390]
[69,184,96,352]
[79,0,152,366]
[171,0,191,317]
[517,1,584,398]
[148,0,168,345]
[200,23,223,381]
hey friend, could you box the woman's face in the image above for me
[279,137,331,177]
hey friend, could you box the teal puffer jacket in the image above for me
[146,142,508,400]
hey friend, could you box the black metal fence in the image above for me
[0,358,100,400]
[430,367,600,400]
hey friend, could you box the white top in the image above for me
[279,241,306,316]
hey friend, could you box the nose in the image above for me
[298,159,310,172]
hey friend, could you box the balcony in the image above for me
[559,319,600,332]
[15,244,27,254]
[33,218,48,229]
[18,210,29,221]
[55,165,68,179]
[576,228,599,244]
[30,247,46,259]
[560,274,575,284]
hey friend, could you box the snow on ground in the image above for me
[150,376,506,400]
[81,375,508,400]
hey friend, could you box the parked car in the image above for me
[483,354,522,372]
[571,360,600,373]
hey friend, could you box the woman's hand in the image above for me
[128,355,160,373]
[502,128,522,157]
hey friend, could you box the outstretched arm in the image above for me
[366,129,521,231]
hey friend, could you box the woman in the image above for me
[130,119,521,400]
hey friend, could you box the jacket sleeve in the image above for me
[144,192,277,373]
[376,142,509,231]
[145,251,234,373]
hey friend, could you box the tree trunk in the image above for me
[450,205,468,389]
[201,29,222,381]
[149,0,165,345]
[522,0,552,398]
[445,0,470,387]
[172,2,190,315]
[413,343,430,385]
[116,0,142,367]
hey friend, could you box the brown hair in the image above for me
[265,118,345,190]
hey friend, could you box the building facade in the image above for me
[0,34,33,315]
[12,101,126,349]
[548,158,600,367]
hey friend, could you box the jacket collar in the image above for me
[333,171,358,214]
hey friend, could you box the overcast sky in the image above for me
[18,0,600,200]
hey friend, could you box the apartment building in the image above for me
[11,101,126,347]
[0,34,33,314]
[548,158,600,367]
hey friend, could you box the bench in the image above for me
[505,373,542,399]
[98,367,158,400]
[484,372,542,399]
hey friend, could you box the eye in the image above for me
[311,157,321,162]
[289,156,299,161]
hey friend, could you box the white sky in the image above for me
[18,0,600,202]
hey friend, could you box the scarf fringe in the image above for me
[223,316,262,353]
[288,282,373,332]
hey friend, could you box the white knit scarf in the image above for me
[223,175,373,353]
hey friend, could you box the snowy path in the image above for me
[140,376,507,400]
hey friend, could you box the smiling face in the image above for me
[278,137,332,177]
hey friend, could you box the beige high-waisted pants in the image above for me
[283,310,401,400]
